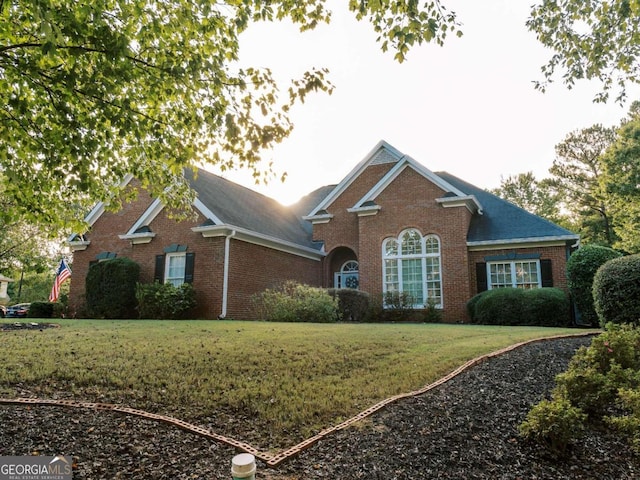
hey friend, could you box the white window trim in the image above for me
[165,252,187,287]
[486,260,542,290]
[382,230,443,309]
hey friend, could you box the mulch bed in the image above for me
[0,335,638,479]
[0,322,59,331]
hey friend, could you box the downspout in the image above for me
[219,229,236,319]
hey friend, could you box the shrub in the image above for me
[136,282,196,319]
[423,299,442,323]
[327,288,371,322]
[85,258,140,319]
[555,324,640,415]
[472,288,524,325]
[607,387,640,453]
[519,397,587,454]
[470,288,569,326]
[466,290,489,320]
[566,245,622,326]
[253,281,340,323]
[27,302,54,319]
[523,288,570,327]
[593,254,640,327]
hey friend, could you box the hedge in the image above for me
[469,287,570,326]
[85,258,140,319]
[593,254,640,327]
[566,245,622,326]
[327,288,371,322]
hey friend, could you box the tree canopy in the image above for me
[548,124,617,245]
[0,0,461,230]
[3,0,640,231]
[527,0,640,103]
[601,106,640,253]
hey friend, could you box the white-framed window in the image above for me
[334,260,359,289]
[165,253,187,287]
[487,260,541,290]
[382,229,442,308]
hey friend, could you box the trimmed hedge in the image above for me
[566,245,622,326]
[593,254,640,327]
[85,258,140,319]
[468,287,570,326]
[28,301,54,319]
[328,288,371,322]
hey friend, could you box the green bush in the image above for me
[252,281,340,323]
[523,288,570,327]
[470,288,569,326]
[555,324,640,415]
[85,258,140,319]
[523,324,640,453]
[136,282,196,319]
[593,254,640,327]
[519,397,587,454]
[607,387,640,453]
[566,245,622,326]
[328,288,371,322]
[472,288,524,325]
[27,301,54,319]
[466,290,489,320]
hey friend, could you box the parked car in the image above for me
[0,305,5,317]
[6,303,30,318]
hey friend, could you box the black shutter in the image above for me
[184,252,195,284]
[541,259,553,287]
[476,262,488,292]
[154,254,165,283]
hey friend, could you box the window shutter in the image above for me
[184,252,195,283]
[476,262,488,292]
[541,259,553,287]
[154,254,165,283]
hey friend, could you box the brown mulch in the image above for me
[0,335,638,479]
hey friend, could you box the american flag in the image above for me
[49,258,72,302]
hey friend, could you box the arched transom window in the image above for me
[335,260,359,289]
[382,229,442,308]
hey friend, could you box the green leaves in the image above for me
[528,0,640,103]
[1,1,457,230]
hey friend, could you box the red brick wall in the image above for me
[313,163,395,254]
[68,183,323,319]
[226,240,322,319]
[352,167,473,322]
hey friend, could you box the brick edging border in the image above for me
[0,331,599,467]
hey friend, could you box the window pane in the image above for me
[425,236,439,255]
[490,263,512,288]
[401,230,422,255]
[402,258,423,305]
[384,239,398,257]
[384,259,399,291]
[515,261,539,289]
[166,254,186,287]
[425,257,442,305]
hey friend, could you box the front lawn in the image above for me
[0,319,592,449]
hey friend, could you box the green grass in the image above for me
[0,319,592,450]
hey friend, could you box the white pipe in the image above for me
[220,229,236,319]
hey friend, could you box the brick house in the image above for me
[68,140,579,322]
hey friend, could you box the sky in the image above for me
[213,0,640,206]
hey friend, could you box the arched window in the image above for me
[382,229,442,308]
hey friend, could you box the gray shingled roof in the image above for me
[436,171,579,243]
[185,168,320,250]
